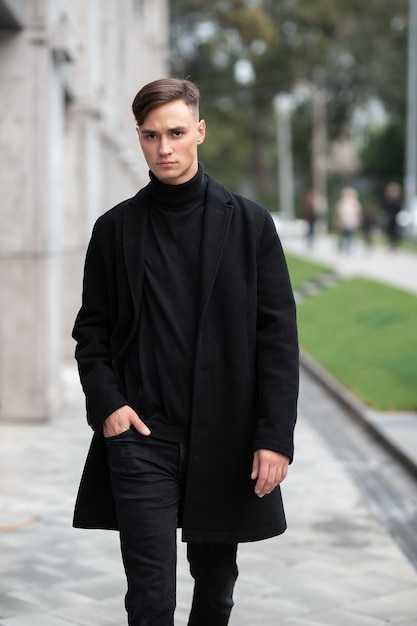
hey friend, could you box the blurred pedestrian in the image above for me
[303,189,319,248]
[382,182,402,249]
[333,186,363,253]
[72,78,299,626]
[362,202,378,251]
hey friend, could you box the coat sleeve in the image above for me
[252,211,299,461]
[72,219,128,431]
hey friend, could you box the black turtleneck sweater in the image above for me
[131,164,207,442]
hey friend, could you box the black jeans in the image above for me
[106,429,238,626]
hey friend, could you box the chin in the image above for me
[157,173,179,184]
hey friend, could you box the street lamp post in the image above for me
[273,93,295,217]
[405,0,417,207]
[311,68,328,221]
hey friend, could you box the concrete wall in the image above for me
[0,0,169,420]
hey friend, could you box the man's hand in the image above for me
[103,405,151,438]
[251,449,289,498]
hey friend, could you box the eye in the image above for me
[172,130,183,137]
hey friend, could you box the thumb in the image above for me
[132,414,151,436]
[251,452,259,480]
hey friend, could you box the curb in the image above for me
[300,348,417,478]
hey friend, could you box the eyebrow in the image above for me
[139,125,188,135]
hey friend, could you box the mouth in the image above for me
[158,161,176,166]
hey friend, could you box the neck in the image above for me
[148,163,206,211]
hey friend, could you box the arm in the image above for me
[73,219,149,435]
[252,212,299,492]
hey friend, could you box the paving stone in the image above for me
[1,370,417,625]
[0,614,82,626]
[0,594,38,619]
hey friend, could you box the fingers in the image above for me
[251,453,260,481]
[131,413,151,436]
[252,450,289,498]
[254,465,277,498]
[103,405,151,437]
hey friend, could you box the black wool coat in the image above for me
[72,174,299,543]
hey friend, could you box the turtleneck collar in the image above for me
[148,163,207,212]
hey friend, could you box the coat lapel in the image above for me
[121,178,234,325]
[198,177,234,319]
[122,187,150,312]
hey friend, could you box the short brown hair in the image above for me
[132,78,200,126]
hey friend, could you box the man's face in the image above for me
[137,99,206,185]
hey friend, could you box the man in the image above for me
[72,78,299,626]
[382,182,402,248]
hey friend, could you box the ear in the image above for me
[197,119,206,145]
[135,126,142,145]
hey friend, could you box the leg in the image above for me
[106,431,186,626]
[187,543,239,626]
[337,232,344,252]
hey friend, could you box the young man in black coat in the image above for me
[73,78,299,626]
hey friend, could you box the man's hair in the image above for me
[132,78,200,126]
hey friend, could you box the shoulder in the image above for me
[205,175,280,252]
[206,174,270,223]
[89,186,150,244]
[94,186,149,227]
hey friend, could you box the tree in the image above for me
[360,122,405,181]
[170,0,409,205]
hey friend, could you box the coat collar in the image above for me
[121,175,234,320]
[198,175,234,318]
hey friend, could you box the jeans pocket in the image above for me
[104,425,136,443]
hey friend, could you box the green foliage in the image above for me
[199,105,252,191]
[296,277,417,410]
[359,122,405,180]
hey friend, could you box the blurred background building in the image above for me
[0,0,168,420]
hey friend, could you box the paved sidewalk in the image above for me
[278,225,417,296]
[1,368,417,625]
[278,225,417,477]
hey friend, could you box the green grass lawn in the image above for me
[284,252,332,291]
[296,277,417,411]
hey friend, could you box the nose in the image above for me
[159,136,172,155]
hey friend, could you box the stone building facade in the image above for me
[0,0,169,420]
